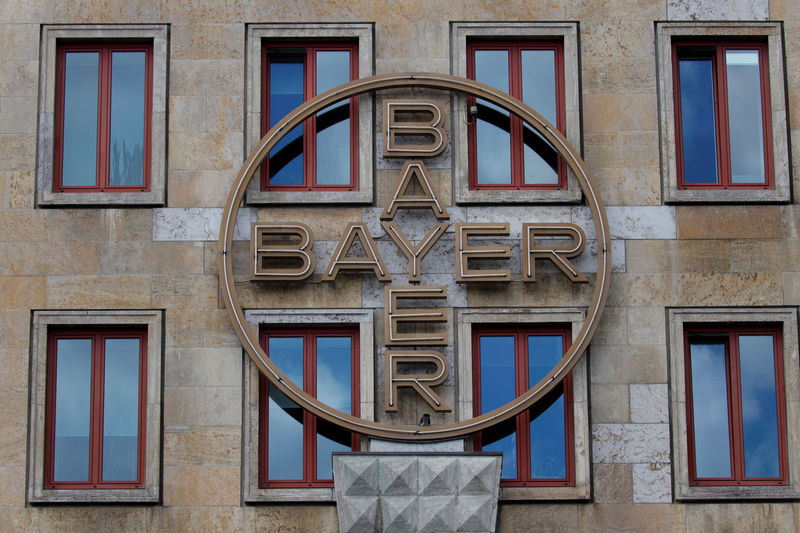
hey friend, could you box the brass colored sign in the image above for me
[382,100,447,158]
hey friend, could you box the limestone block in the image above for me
[151,275,219,309]
[593,463,633,504]
[46,275,150,308]
[206,95,243,133]
[667,0,768,20]
[590,383,630,423]
[255,206,364,241]
[581,57,657,94]
[0,309,31,348]
[784,272,800,306]
[0,346,27,390]
[0,276,44,308]
[165,309,205,347]
[106,209,154,241]
[169,131,241,170]
[626,307,666,346]
[163,386,241,426]
[170,23,207,59]
[731,239,800,273]
[164,426,241,467]
[204,308,242,346]
[170,59,243,96]
[207,23,243,60]
[606,273,677,307]
[676,205,781,239]
[468,276,578,308]
[622,166,662,207]
[625,240,731,273]
[0,508,38,532]
[574,205,675,240]
[0,96,36,133]
[578,503,685,533]
[251,505,339,533]
[1,170,35,208]
[164,346,242,387]
[235,276,361,309]
[677,272,782,306]
[99,241,205,275]
[169,95,206,132]
[163,465,240,506]
[34,507,147,532]
[633,462,672,503]
[592,423,670,463]
[590,345,668,384]
[147,507,244,532]
[0,467,24,506]
[0,60,38,97]
[630,384,669,424]
[496,502,579,533]
[591,306,627,346]
[0,242,99,276]
[0,133,35,171]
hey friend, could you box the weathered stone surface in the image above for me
[626,307,666,345]
[164,426,241,466]
[99,241,205,275]
[676,205,782,240]
[590,345,668,384]
[578,503,685,533]
[164,386,241,427]
[151,275,219,309]
[147,507,245,532]
[165,347,242,387]
[251,505,340,533]
[497,503,579,533]
[593,463,633,504]
[592,423,670,463]
[46,275,151,308]
[625,239,731,273]
[590,383,630,423]
[163,465,240,506]
[667,0,768,20]
[34,507,147,532]
[677,272,782,306]
[630,384,669,424]
[632,462,671,503]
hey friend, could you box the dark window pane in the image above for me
[315,51,351,185]
[528,336,566,478]
[521,49,559,185]
[62,52,99,187]
[268,336,304,386]
[474,50,511,185]
[109,51,146,186]
[726,50,766,184]
[316,418,351,480]
[316,336,351,413]
[678,58,719,184]
[479,335,516,412]
[689,342,732,478]
[267,387,304,480]
[102,338,141,481]
[738,335,780,478]
[268,58,304,185]
[53,338,93,482]
[482,416,517,479]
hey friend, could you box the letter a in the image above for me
[322,223,391,282]
[381,160,450,220]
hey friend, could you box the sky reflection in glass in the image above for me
[521,50,559,185]
[269,58,304,185]
[678,58,719,184]
[62,52,99,187]
[54,338,92,482]
[109,52,146,186]
[480,336,516,478]
[102,338,140,481]
[689,342,732,478]
[315,51,350,185]
[739,335,780,478]
[474,50,512,185]
[528,336,566,478]
[726,50,766,183]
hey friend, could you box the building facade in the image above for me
[2,0,800,531]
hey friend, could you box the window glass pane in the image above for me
[315,51,351,185]
[109,51,146,187]
[267,387,304,480]
[316,336,351,413]
[726,50,766,184]
[521,49,559,185]
[102,338,141,481]
[62,52,99,187]
[738,334,780,478]
[316,418,351,480]
[474,50,512,185]
[53,338,93,482]
[479,335,516,412]
[678,58,719,184]
[268,57,304,186]
[528,335,566,478]
[689,341,732,478]
[268,336,304,386]
[482,416,517,479]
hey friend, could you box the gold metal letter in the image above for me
[381,160,449,220]
[382,222,448,282]
[523,223,588,283]
[322,222,391,282]
[455,223,511,282]
[385,286,448,346]
[385,350,451,412]
[383,100,447,158]
[250,222,315,281]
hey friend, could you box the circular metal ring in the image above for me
[219,73,611,440]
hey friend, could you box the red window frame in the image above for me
[466,40,567,191]
[260,42,359,192]
[53,42,154,193]
[684,324,788,486]
[44,328,148,489]
[472,326,574,487]
[672,40,774,190]
[258,327,360,488]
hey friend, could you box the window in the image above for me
[262,43,357,192]
[28,310,162,503]
[451,23,582,204]
[37,25,168,206]
[656,23,789,203]
[684,325,787,486]
[467,41,566,191]
[54,42,152,193]
[472,326,573,486]
[45,328,147,489]
[673,41,772,190]
[668,308,800,500]
[244,24,374,205]
[259,327,360,488]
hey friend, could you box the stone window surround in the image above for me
[27,310,163,504]
[244,23,374,205]
[455,307,590,501]
[667,307,800,501]
[450,22,583,205]
[36,24,168,207]
[242,308,374,502]
[656,22,790,204]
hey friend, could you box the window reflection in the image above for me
[53,338,93,482]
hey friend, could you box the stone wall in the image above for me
[2,0,800,531]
